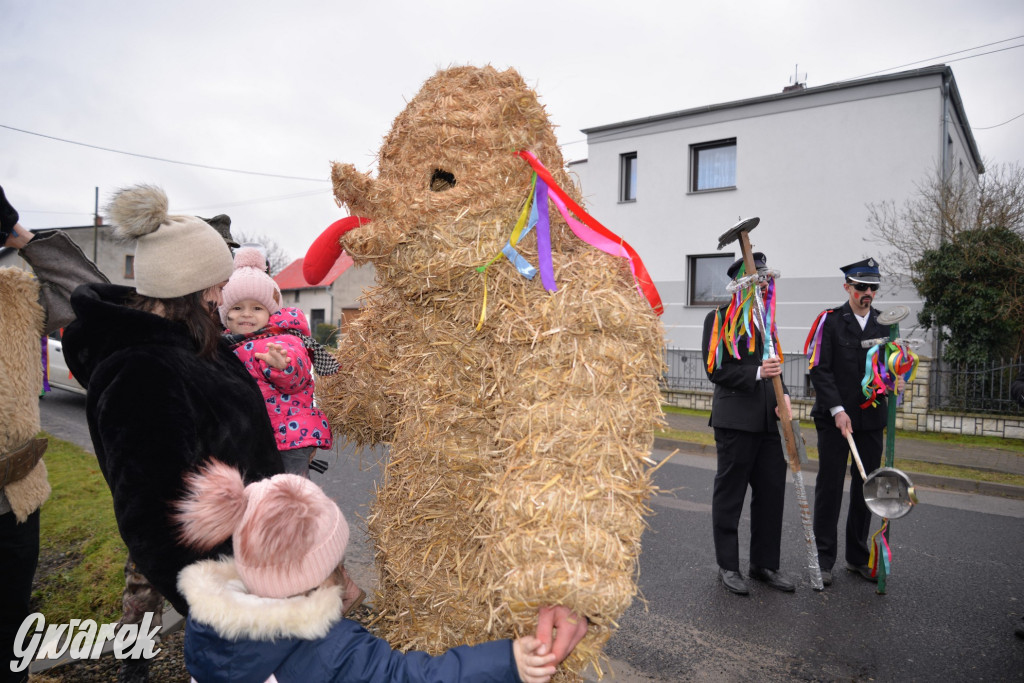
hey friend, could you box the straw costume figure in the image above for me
[306,65,665,679]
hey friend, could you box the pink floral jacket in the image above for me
[228,307,333,451]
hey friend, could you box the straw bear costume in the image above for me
[310,65,665,679]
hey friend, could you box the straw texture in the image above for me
[319,65,665,680]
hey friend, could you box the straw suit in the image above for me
[310,65,663,673]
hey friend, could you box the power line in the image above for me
[842,34,1024,81]
[177,188,333,212]
[974,111,1024,130]
[0,123,329,182]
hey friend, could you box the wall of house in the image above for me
[281,264,376,335]
[572,72,978,354]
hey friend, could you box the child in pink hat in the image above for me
[175,460,559,683]
[219,246,335,476]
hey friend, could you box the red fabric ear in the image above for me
[303,216,371,284]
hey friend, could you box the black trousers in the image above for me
[813,422,883,570]
[712,427,787,572]
[0,509,39,683]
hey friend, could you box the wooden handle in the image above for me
[845,433,869,481]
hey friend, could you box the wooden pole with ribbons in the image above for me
[862,305,920,594]
[717,218,824,591]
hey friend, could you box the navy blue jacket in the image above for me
[180,558,522,683]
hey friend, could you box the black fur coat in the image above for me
[63,283,284,614]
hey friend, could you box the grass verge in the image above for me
[32,432,124,625]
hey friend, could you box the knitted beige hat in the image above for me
[176,460,349,599]
[219,247,282,325]
[106,185,234,298]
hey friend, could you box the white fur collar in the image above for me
[178,557,343,641]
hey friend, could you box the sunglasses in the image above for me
[850,283,879,292]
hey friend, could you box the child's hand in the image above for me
[512,636,557,683]
[255,342,290,370]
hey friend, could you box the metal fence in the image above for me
[664,348,1024,417]
[662,347,815,399]
[930,357,1024,415]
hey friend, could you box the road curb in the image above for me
[653,437,1024,501]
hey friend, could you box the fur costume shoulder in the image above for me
[0,267,51,521]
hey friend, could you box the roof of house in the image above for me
[581,65,983,173]
[274,252,354,291]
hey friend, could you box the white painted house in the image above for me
[569,65,982,355]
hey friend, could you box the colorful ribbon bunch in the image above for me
[40,335,50,393]
[868,519,891,579]
[705,264,783,373]
[859,342,919,409]
[803,309,832,370]
[475,150,663,330]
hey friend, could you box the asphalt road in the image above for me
[38,391,1024,681]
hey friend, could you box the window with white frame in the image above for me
[688,254,734,306]
[620,152,637,202]
[124,254,135,279]
[691,138,736,192]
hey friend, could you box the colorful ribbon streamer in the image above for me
[514,150,663,315]
[705,263,783,372]
[860,341,919,408]
[868,519,892,579]
[476,151,665,329]
[41,336,50,393]
[803,309,832,370]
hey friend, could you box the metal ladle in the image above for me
[845,433,917,519]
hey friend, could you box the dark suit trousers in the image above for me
[813,422,883,570]
[0,509,39,683]
[712,427,787,572]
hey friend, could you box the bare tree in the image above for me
[867,161,1024,284]
[233,231,293,276]
[869,162,1024,362]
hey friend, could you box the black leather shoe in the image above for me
[820,569,833,586]
[748,565,796,592]
[719,568,749,595]
[846,563,876,581]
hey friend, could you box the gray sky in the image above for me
[3,0,1022,263]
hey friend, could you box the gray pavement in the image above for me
[659,410,1024,499]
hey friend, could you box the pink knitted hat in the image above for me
[219,247,282,326]
[176,460,349,598]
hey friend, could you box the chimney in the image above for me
[782,83,805,93]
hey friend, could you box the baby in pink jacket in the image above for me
[219,247,334,477]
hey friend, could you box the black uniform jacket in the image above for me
[808,301,889,431]
[701,308,787,433]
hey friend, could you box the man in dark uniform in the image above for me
[701,253,795,595]
[808,258,889,586]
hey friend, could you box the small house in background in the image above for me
[273,253,375,341]
[0,223,137,287]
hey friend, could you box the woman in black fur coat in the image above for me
[63,185,284,616]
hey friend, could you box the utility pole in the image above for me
[92,187,100,262]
